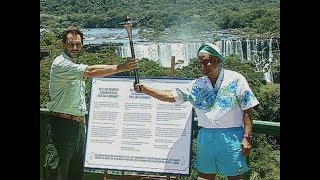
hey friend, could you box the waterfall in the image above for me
[118,38,280,82]
[119,42,203,67]
[246,39,251,61]
[218,38,280,82]
[218,39,244,62]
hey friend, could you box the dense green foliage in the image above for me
[248,134,280,179]
[255,83,280,122]
[40,0,280,39]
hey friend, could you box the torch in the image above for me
[120,14,139,85]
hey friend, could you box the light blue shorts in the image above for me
[194,127,250,176]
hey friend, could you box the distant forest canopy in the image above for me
[40,0,280,38]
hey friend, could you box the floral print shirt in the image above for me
[172,68,259,128]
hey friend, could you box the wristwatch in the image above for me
[243,133,253,140]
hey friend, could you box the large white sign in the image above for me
[84,77,194,175]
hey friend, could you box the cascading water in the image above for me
[119,42,203,68]
[119,38,280,83]
[79,28,280,82]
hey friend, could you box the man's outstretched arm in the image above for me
[134,84,176,102]
[83,58,138,78]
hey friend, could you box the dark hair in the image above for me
[62,26,84,44]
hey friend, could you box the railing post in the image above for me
[170,56,175,77]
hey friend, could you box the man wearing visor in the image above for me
[134,43,259,180]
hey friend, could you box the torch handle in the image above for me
[129,41,135,59]
[129,40,139,84]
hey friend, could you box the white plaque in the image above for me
[84,77,193,175]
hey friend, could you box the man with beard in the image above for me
[134,43,259,180]
[43,26,138,180]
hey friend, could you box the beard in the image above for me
[64,48,81,59]
[68,50,80,58]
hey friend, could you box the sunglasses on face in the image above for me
[198,60,212,67]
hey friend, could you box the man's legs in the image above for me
[43,117,79,180]
[197,172,244,180]
[195,127,248,180]
[67,122,85,180]
[194,128,219,180]
[198,172,216,180]
[216,127,249,179]
[227,175,243,180]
